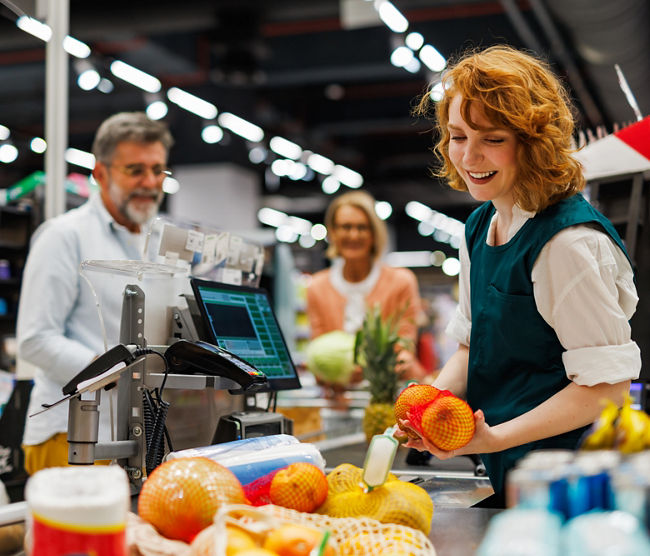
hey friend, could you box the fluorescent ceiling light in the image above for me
[97,79,114,94]
[385,251,433,268]
[288,161,308,181]
[65,148,95,170]
[269,136,302,159]
[248,146,267,164]
[375,201,393,220]
[218,112,264,143]
[270,159,292,177]
[167,87,217,120]
[442,257,460,276]
[431,250,446,266]
[333,164,363,187]
[419,44,446,72]
[405,200,432,221]
[321,175,341,194]
[162,177,180,194]
[311,223,327,240]
[201,124,223,144]
[307,153,335,175]
[16,16,51,42]
[77,69,100,91]
[63,36,90,58]
[376,1,409,33]
[404,58,421,73]
[0,125,9,141]
[429,82,445,102]
[299,234,316,248]
[275,226,298,244]
[146,100,168,120]
[258,207,287,228]
[287,215,313,235]
[418,221,435,236]
[406,32,424,51]
[110,60,161,93]
[0,144,18,164]
[390,46,414,68]
[30,137,47,153]
[16,16,90,59]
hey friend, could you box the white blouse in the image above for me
[329,258,382,334]
[446,204,641,386]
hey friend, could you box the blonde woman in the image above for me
[306,190,427,392]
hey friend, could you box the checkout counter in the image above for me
[0,223,501,555]
[278,379,497,555]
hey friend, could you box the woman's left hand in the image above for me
[399,409,494,459]
[395,349,430,382]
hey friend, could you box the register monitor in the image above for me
[190,277,301,392]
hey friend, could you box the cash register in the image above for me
[186,278,300,441]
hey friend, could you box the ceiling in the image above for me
[1,0,649,256]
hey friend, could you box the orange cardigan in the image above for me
[306,264,422,343]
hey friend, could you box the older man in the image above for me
[17,112,174,474]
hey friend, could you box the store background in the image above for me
[0,0,648,380]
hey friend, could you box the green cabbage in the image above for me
[306,330,356,384]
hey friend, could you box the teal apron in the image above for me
[465,193,630,498]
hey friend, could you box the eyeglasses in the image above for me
[109,163,172,179]
[334,223,371,234]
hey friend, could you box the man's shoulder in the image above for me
[33,198,103,241]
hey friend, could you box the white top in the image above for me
[328,258,382,334]
[446,204,641,387]
[17,194,147,445]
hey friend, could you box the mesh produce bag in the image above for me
[406,390,475,451]
[209,503,437,556]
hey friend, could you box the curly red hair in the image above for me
[416,45,585,212]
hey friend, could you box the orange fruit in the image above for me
[269,462,328,513]
[394,384,440,438]
[263,523,334,556]
[190,524,258,556]
[226,525,259,556]
[420,391,475,451]
[138,457,249,543]
[236,550,278,556]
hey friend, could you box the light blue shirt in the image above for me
[17,194,146,445]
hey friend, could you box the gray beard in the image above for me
[109,182,163,226]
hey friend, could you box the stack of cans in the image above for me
[505,449,647,523]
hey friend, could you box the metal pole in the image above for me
[44,0,69,219]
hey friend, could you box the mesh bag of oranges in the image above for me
[197,503,436,556]
[395,384,476,451]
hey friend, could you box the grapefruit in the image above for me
[269,462,328,513]
[419,391,475,451]
[138,457,249,543]
[394,383,440,438]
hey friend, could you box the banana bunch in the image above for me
[581,396,650,454]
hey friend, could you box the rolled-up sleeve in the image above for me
[532,225,640,386]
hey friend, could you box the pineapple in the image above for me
[355,304,410,442]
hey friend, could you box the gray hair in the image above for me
[91,112,174,164]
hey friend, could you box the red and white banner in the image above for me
[575,116,650,181]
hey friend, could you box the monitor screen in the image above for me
[190,278,301,392]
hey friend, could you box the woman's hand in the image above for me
[314,365,364,408]
[395,349,430,382]
[398,409,497,459]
